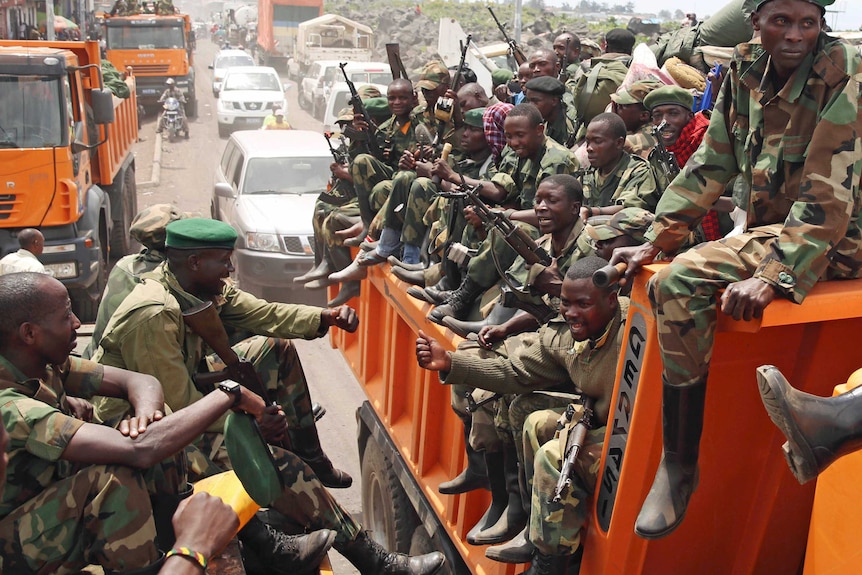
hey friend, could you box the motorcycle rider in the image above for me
[156,78,189,137]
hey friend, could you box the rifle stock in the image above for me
[553,397,595,503]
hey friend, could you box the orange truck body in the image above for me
[331,263,862,574]
[0,40,138,319]
[255,0,322,68]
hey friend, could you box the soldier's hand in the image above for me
[611,243,661,287]
[67,396,94,422]
[463,206,483,230]
[236,385,266,417]
[477,325,507,349]
[532,258,563,297]
[416,329,452,372]
[172,493,239,562]
[432,158,455,183]
[398,150,416,171]
[258,404,288,444]
[719,277,778,322]
[493,84,510,103]
[119,408,165,439]
[322,305,359,332]
[415,160,433,179]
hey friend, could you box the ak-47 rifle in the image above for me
[651,119,680,181]
[488,7,527,66]
[324,131,349,189]
[433,34,471,148]
[557,37,570,82]
[553,397,596,502]
[339,62,382,158]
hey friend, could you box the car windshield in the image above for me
[216,55,254,70]
[0,75,65,148]
[243,157,331,195]
[223,72,280,91]
[350,72,390,84]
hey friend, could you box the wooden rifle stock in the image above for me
[553,397,595,503]
[593,262,628,288]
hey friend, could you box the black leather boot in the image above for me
[238,516,336,575]
[466,451,508,544]
[336,530,445,575]
[290,426,353,489]
[470,448,528,545]
[150,482,193,551]
[442,302,519,338]
[428,277,485,325]
[520,551,571,575]
[420,274,460,305]
[439,418,489,495]
[757,364,862,484]
[635,379,706,539]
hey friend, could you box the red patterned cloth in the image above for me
[669,112,721,240]
[483,102,514,163]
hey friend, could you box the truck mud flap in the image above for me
[356,402,470,574]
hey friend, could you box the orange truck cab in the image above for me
[102,13,197,117]
[0,40,139,321]
[330,263,862,574]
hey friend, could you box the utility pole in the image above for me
[514,0,522,44]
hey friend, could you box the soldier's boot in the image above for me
[392,265,426,286]
[328,281,360,307]
[520,551,570,575]
[238,516,336,575]
[150,482,193,551]
[306,246,350,290]
[635,379,705,539]
[439,419,489,495]
[294,236,331,284]
[471,448,528,545]
[428,277,486,325]
[442,302,519,338]
[388,255,425,271]
[486,526,534,563]
[328,255,367,283]
[756,365,862,484]
[290,426,353,489]
[466,451,507,544]
[336,530,445,575]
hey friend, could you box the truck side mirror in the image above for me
[91,88,115,125]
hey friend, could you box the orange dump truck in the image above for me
[0,40,139,321]
[256,0,323,69]
[330,263,862,574]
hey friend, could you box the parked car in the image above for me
[209,49,256,97]
[322,82,388,133]
[216,66,288,137]
[300,60,391,120]
[212,130,330,305]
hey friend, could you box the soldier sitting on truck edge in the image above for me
[611,0,862,541]
[417,256,627,573]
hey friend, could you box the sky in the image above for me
[627,0,862,31]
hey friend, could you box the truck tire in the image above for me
[360,440,419,554]
[186,93,198,119]
[71,241,107,323]
[298,89,310,111]
[109,167,139,259]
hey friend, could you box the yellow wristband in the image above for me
[166,547,208,571]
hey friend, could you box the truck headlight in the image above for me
[44,262,77,279]
[246,233,281,252]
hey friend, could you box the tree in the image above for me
[658,9,671,20]
[673,9,685,19]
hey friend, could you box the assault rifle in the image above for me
[324,131,349,166]
[488,7,527,66]
[651,119,681,180]
[339,62,382,158]
[553,397,595,503]
[557,37,570,82]
[433,34,471,148]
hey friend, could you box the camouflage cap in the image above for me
[463,107,486,128]
[356,84,382,99]
[643,85,694,112]
[755,0,833,12]
[336,107,354,123]
[586,208,655,242]
[491,68,514,87]
[130,203,186,251]
[363,97,391,118]
[610,80,665,106]
[414,60,451,91]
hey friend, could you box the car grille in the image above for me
[0,194,15,220]
[243,101,264,111]
[283,235,315,256]
[132,64,171,75]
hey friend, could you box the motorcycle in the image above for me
[162,97,188,141]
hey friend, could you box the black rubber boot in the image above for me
[520,551,571,575]
[428,277,485,324]
[392,266,426,286]
[439,418,489,495]
[466,451,507,544]
[328,280,360,307]
[757,364,862,484]
[238,516,336,575]
[294,259,331,284]
[290,426,353,489]
[470,448,528,545]
[635,379,706,539]
[442,302,519,338]
[150,482,193,551]
[307,246,352,290]
[486,526,534,563]
[336,530,445,575]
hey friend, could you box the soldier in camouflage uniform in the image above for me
[417,257,627,571]
[524,76,576,148]
[609,80,663,160]
[580,113,660,217]
[553,32,582,85]
[611,0,862,541]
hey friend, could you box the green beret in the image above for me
[463,107,486,128]
[755,0,832,12]
[586,208,655,243]
[525,76,566,97]
[363,97,391,118]
[130,203,186,251]
[643,85,694,112]
[165,218,237,250]
[491,68,514,87]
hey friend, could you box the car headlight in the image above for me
[218,99,233,111]
[246,232,281,252]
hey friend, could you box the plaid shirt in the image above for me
[483,102,513,163]
[669,112,721,240]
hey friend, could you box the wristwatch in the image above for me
[218,379,242,407]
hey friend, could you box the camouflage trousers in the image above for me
[467,223,540,288]
[647,228,784,388]
[383,173,438,247]
[0,464,163,574]
[321,199,361,248]
[528,405,605,556]
[350,154,394,227]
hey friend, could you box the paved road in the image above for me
[127,37,367,574]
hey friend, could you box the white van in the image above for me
[301,61,391,120]
[322,82,389,133]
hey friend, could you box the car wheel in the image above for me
[298,89,310,110]
[218,123,230,138]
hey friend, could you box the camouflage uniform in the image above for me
[645,36,862,389]
[625,123,658,160]
[0,356,177,573]
[581,151,660,213]
[544,106,576,148]
[568,55,630,139]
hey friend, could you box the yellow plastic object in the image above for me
[193,470,261,530]
[803,377,862,574]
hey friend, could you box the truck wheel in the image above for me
[186,94,198,119]
[361,440,419,554]
[71,244,107,323]
[298,90,310,111]
[110,167,139,259]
